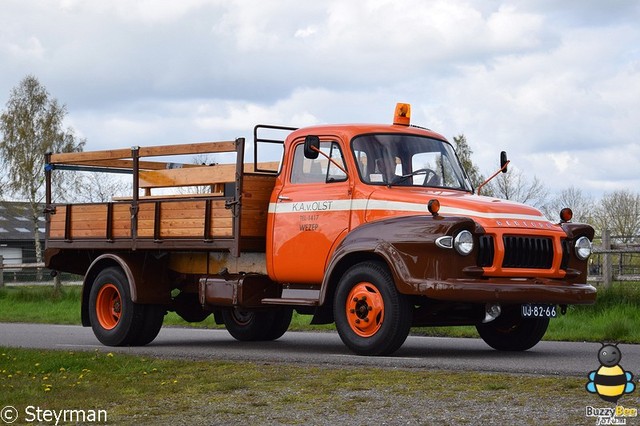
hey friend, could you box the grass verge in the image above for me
[0,347,596,425]
[1,283,639,342]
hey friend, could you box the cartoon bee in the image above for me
[586,343,635,403]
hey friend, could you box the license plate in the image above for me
[521,304,557,318]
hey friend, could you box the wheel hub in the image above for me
[96,283,122,330]
[346,282,384,337]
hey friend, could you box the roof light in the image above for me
[393,103,411,126]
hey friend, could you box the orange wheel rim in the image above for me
[96,283,122,330]
[345,282,384,337]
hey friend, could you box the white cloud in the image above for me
[1,0,639,200]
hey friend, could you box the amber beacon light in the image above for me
[393,103,411,126]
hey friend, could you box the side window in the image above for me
[290,141,347,184]
[354,150,368,177]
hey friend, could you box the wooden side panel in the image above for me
[49,204,110,239]
[240,174,276,238]
[112,204,132,238]
[136,199,233,239]
[49,203,131,239]
[48,205,67,239]
[47,171,274,245]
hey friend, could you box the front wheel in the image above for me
[333,261,412,356]
[476,306,549,351]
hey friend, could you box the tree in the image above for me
[72,172,131,203]
[541,187,594,224]
[0,75,85,268]
[452,134,485,190]
[593,190,640,243]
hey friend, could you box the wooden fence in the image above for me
[0,255,66,289]
[590,230,640,288]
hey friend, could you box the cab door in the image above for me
[268,138,351,284]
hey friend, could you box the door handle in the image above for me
[278,196,291,201]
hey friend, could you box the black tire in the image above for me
[132,304,165,346]
[333,261,412,356]
[174,292,210,323]
[222,307,292,341]
[263,308,293,341]
[476,305,549,351]
[88,266,164,346]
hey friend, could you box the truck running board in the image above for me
[261,298,319,307]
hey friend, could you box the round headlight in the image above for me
[575,236,592,260]
[454,230,474,255]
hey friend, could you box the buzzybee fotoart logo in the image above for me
[586,343,635,403]
[585,343,638,425]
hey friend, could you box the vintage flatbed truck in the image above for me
[44,103,596,355]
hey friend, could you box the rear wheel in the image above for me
[476,305,549,351]
[222,307,292,341]
[333,261,412,356]
[88,267,164,346]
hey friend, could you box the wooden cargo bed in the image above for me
[45,138,277,255]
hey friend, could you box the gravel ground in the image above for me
[128,385,606,426]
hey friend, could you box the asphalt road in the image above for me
[1,323,639,378]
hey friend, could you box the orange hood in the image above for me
[364,188,560,232]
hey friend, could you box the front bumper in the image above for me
[416,278,596,305]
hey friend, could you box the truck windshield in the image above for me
[352,134,472,191]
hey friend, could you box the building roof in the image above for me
[0,202,45,242]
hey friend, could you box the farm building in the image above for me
[0,201,44,269]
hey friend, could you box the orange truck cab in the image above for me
[44,103,596,356]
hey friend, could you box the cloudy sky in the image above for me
[1,0,639,199]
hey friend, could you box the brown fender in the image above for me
[318,215,481,306]
[80,253,171,326]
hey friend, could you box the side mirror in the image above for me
[477,151,510,195]
[500,151,508,173]
[304,135,320,159]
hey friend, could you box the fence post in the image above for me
[0,255,4,289]
[602,229,612,289]
[54,273,62,293]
